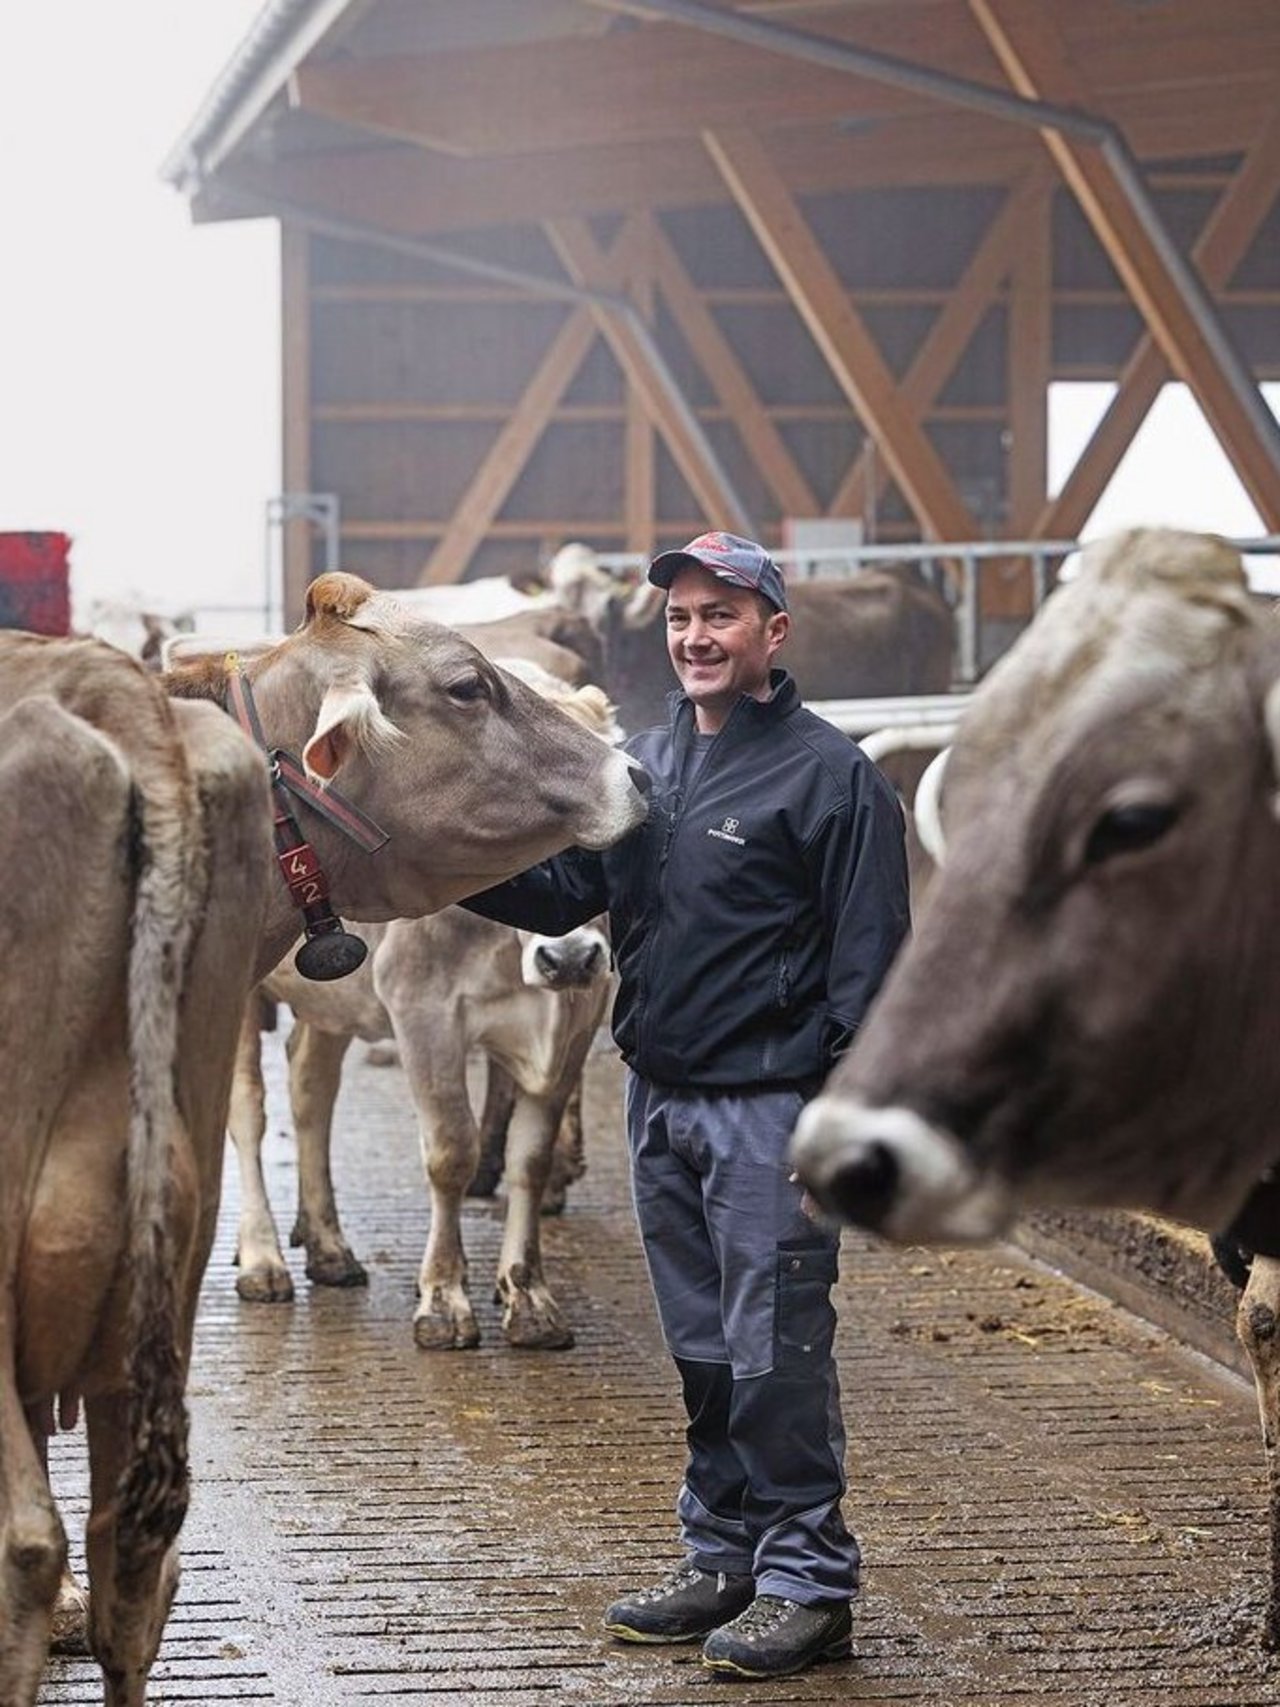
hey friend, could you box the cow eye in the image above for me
[1083,801,1179,865]
[446,672,490,705]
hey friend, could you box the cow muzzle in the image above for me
[522,928,610,991]
[790,1097,1015,1245]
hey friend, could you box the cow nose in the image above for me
[582,940,605,976]
[825,1142,900,1231]
[534,944,560,977]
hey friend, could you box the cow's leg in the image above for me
[543,1076,588,1216]
[82,1391,180,1707]
[495,1088,575,1350]
[227,1002,294,1303]
[469,1058,516,1198]
[0,1380,64,1705]
[286,1021,366,1288]
[1236,1254,1280,1648]
[391,1020,481,1350]
[28,1417,91,1655]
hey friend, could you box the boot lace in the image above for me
[725,1594,797,1642]
[633,1564,705,1606]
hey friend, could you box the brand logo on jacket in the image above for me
[707,816,746,847]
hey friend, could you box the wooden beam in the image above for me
[970,0,1280,528]
[1041,99,1280,537]
[210,67,1279,241]
[829,168,1049,518]
[419,307,600,585]
[644,215,819,518]
[703,127,979,541]
[545,217,754,533]
[288,30,935,157]
[289,14,1280,160]
[281,223,312,625]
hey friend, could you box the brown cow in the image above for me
[787,528,1280,1646]
[591,565,955,733]
[164,571,651,981]
[790,529,1280,1245]
[0,634,271,1707]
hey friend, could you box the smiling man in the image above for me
[462,531,909,1679]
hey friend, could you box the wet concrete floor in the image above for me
[41,1031,1280,1705]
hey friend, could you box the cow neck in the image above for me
[225,661,385,982]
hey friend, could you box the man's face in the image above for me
[664,562,789,728]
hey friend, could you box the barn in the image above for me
[28,6,1280,1701]
[162,0,1280,643]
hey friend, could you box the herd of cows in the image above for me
[5,530,1280,1701]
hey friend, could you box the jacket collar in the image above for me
[665,667,798,735]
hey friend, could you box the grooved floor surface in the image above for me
[40,1031,1280,1704]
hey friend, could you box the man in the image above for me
[463,532,910,1679]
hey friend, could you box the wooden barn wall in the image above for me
[283,166,1280,612]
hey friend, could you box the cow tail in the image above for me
[116,752,207,1565]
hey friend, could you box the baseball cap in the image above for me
[648,531,788,612]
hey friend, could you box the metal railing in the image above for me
[599,534,1280,685]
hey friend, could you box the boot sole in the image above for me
[604,1620,715,1645]
[701,1635,853,1678]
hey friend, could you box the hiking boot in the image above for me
[603,1564,755,1644]
[701,1593,853,1678]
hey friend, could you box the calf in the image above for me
[227,668,620,1349]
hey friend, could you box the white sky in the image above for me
[1,3,1275,633]
[1,1,279,632]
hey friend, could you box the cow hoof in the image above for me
[502,1292,575,1351]
[49,1577,91,1655]
[236,1265,296,1304]
[413,1309,480,1351]
[540,1188,568,1216]
[306,1251,368,1288]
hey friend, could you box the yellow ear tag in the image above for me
[224,651,240,674]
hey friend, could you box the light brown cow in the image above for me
[228,668,621,1350]
[0,634,271,1707]
[232,909,610,1345]
[791,529,1280,1244]
[164,571,650,982]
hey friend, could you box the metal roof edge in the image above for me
[160,0,359,199]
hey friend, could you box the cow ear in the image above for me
[302,681,395,783]
[304,572,376,625]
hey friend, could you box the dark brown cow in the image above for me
[460,606,605,687]
[595,566,955,732]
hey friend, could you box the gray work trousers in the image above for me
[624,1072,860,1604]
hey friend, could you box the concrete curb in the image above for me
[1013,1208,1250,1385]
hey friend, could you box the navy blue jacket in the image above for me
[463,670,910,1091]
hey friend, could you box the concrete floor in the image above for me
[40,1031,1280,1705]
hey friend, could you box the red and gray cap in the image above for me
[648,531,788,612]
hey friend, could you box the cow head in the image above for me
[170,573,649,967]
[792,528,1280,1245]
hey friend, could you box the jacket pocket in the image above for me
[774,1240,838,1372]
